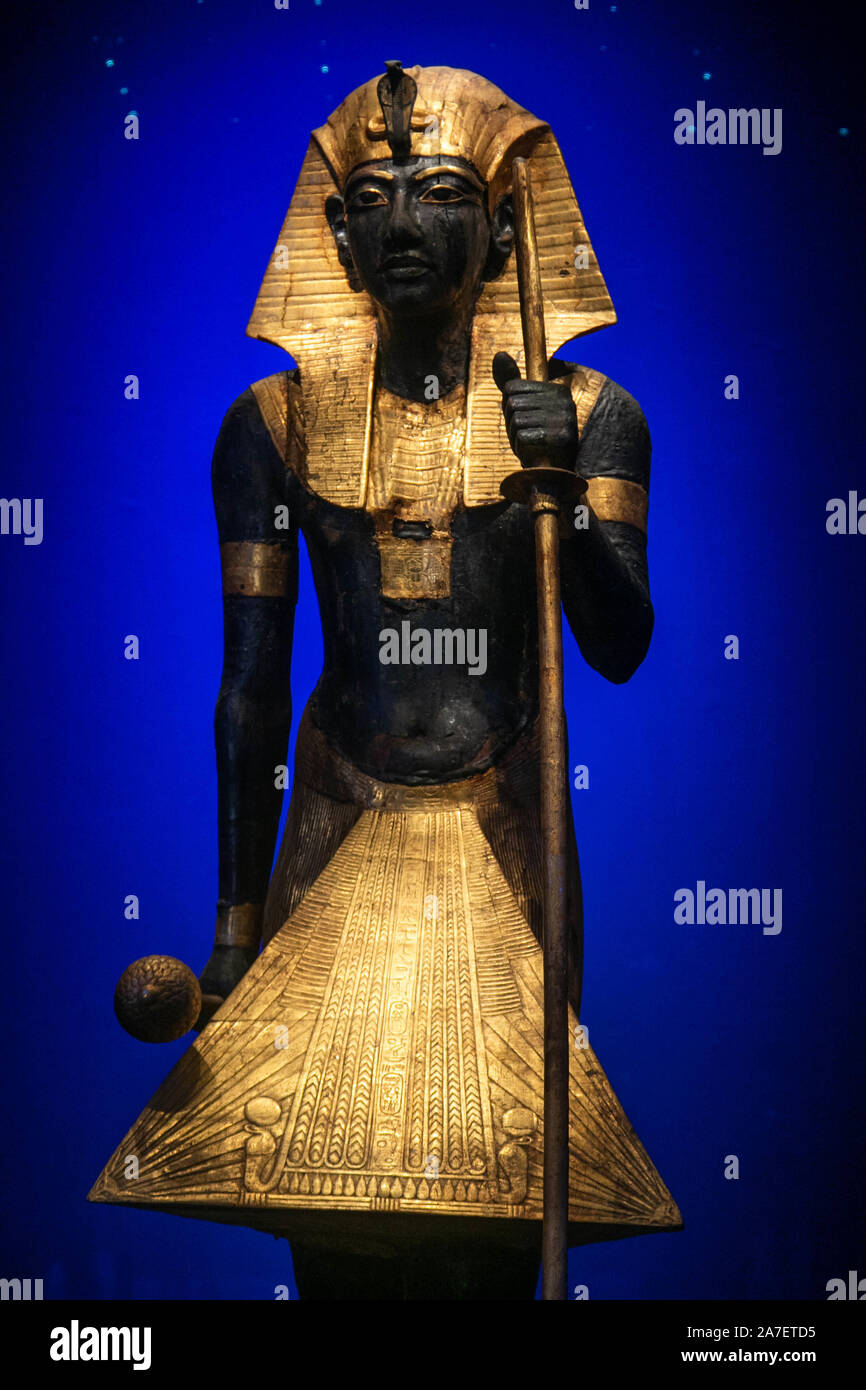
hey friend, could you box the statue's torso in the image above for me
[291,460,540,783]
[272,378,539,781]
[229,360,645,785]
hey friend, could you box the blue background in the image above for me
[1,0,862,1300]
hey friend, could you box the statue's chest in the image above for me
[291,384,530,602]
[253,370,584,602]
[289,471,530,611]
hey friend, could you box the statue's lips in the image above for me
[379,256,432,279]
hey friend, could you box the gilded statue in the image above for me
[92,62,681,1301]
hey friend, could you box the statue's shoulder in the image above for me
[550,357,650,491]
[249,368,305,470]
[216,368,305,473]
[549,357,610,436]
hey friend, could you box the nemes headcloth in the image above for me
[247,62,615,507]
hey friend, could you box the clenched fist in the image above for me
[492,350,579,472]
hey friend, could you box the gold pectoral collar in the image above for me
[366,383,467,600]
[249,367,647,575]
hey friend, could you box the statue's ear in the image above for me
[325,193,362,292]
[482,192,514,284]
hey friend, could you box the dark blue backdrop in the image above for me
[1,0,862,1300]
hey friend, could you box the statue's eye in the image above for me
[419,184,465,204]
[348,186,389,209]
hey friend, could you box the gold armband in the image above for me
[584,477,648,534]
[214,902,263,950]
[220,542,289,597]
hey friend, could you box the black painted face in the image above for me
[326,155,508,318]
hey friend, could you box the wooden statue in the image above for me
[91,62,681,1301]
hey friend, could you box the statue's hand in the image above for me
[195,945,258,1031]
[492,351,579,472]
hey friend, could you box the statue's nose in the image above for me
[384,188,422,244]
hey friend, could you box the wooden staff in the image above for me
[501,156,584,1301]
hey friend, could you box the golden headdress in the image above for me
[246,64,615,507]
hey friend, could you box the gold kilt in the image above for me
[90,709,680,1246]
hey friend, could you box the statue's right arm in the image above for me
[197,377,298,1021]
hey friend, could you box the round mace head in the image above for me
[114,955,202,1043]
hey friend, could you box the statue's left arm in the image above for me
[495,354,652,684]
[557,372,652,684]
